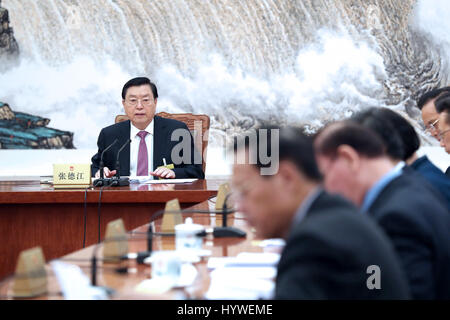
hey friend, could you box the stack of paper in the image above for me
[207,252,280,269]
[205,252,280,300]
[51,261,109,300]
[129,177,198,184]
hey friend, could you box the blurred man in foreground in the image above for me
[231,127,409,299]
[314,122,450,299]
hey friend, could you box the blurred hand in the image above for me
[150,167,176,179]
[95,167,117,179]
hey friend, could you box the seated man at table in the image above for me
[436,93,450,155]
[231,126,409,299]
[91,77,204,179]
[314,121,450,299]
[416,86,450,142]
[350,107,450,210]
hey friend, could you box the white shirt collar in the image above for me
[130,120,154,138]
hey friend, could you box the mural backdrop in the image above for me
[0,0,449,151]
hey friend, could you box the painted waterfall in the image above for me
[0,0,449,153]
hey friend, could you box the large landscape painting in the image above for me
[1,0,449,151]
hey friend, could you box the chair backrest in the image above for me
[115,112,210,172]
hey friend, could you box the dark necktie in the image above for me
[137,131,149,176]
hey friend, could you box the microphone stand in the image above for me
[213,193,246,237]
[110,139,131,187]
[147,195,246,238]
[89,234,151,294]
[90,194,244,293]
[93,139,118,187]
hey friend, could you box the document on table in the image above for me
[207,252,280,269]
[129,177,198,184]
[206,273,275,300]
[51,261,109,300]
[205,252,279,300]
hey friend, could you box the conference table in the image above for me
[0,197,269,300]
[0,177,227,280]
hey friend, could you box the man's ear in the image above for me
[275,160,301,192]
[336,145,360,172]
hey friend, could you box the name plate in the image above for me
[53,164,91,188]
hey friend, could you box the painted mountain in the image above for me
[0,102,74,149]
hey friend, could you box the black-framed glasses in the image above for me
[125,97,154,107]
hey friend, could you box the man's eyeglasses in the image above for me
[425,118,439,132]
[438,129,450,140]
[125,97,154,107]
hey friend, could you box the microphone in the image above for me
[213,192,246,237]
[110,139,132,187]
[122,224,154,265]
[147,223,153,255]
[93,139,118,187]
[89,233,152,291]
[88,231,180,289]
[147,194,246,238]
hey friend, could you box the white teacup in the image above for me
[175,217,204,252]
[150,251,182,283]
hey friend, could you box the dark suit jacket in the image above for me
[275,191,410,300]
[91,116,204,179]
[368,167,450,300]
[410,155,450,210]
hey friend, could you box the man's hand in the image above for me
[95,167,117,179]
[150,167,176,179]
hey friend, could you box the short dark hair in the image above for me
[416,86,450,110]
[315,121,386,159]
[435,93,450,125]
[374,108,420,160]
[234,126,322,181]
[121,77,158,100]
[350,108,407,161]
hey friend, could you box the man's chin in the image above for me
[131,118,151,128]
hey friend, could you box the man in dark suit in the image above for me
[231,126,409,299]
[91,77,204,179]
[436,94,450,155]
[315,122,450,299]
[417,87,450,175]
[350,107,450,210]
[416,86,450,142]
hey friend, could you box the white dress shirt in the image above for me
[129,121,154,177]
